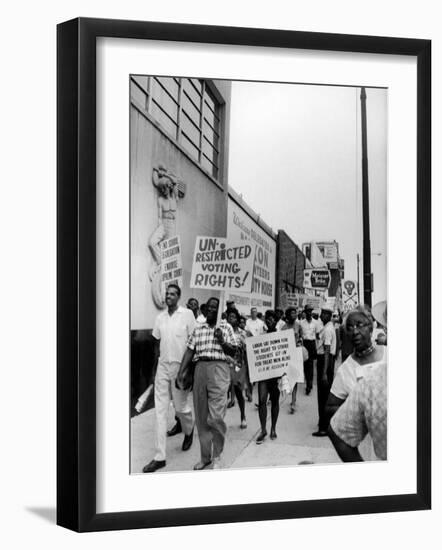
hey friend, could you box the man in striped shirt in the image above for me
[178,297,237,470]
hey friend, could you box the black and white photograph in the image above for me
[129,75,388,474]
[0,0,436,542]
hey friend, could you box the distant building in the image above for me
[276,230,306,308]
[302,240,343,307]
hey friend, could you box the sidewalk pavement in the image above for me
[131,380,340,474]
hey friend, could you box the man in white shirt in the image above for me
[298,305,318,395]
[245,307,266,337]
[312,306,336,437]
[142,284,196,473]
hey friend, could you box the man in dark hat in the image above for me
[298,304,318,395]
[312,306,336,437]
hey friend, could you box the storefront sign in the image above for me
[322,243,338,262]
[225,200,276,314]
[303,268,331,289]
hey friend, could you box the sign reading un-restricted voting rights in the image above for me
[246,330,304,384]
[190,236,255,291]
[160,235,183,297]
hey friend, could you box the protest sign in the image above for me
[246,330,303,384]
[321,296,337,311]
[160,235,183,297]
[285,293,300,308]
[342,279,358,312]
[190,236,255,291]
[305,295,322,309]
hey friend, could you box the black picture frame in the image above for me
[57,17,431,532]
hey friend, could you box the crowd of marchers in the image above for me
[140,284,388,473]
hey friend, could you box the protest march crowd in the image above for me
[139,283,388,473]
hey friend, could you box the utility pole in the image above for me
[360,87,372,308]
[356,253,361,305]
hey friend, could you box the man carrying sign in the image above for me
[177,297,237,470]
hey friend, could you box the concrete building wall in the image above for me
[130,79,231,331]
[130,78,232,406]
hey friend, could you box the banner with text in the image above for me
[160,235,183,298]
[225,199,276,314]
[246,330,303,383]
[190,236,255,291]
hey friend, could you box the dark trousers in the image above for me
[257,378,280,432]
[316,353,335,431]
[302,340,316,391]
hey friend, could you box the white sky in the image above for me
[227,81,387,304]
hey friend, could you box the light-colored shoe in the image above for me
[240,419,247,429]
[212,456,222,469]
[193,460,212,470]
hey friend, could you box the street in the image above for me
[131,377,340,474]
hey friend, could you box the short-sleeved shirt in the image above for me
[152,306,197,363]
[331,363,387,460]
[245,317,266,337]
[226,327,247,371]
[331,346,387,400]
[281,321,300,339]
[317,321,337,355]
[187,321,236,362]
[299,318,318,341]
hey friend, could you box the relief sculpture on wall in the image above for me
[148,163,186,309]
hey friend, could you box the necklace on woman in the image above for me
[355,344,375,358]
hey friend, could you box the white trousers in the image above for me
[154,361,194,461]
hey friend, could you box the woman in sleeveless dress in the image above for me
[325,304,387,460]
